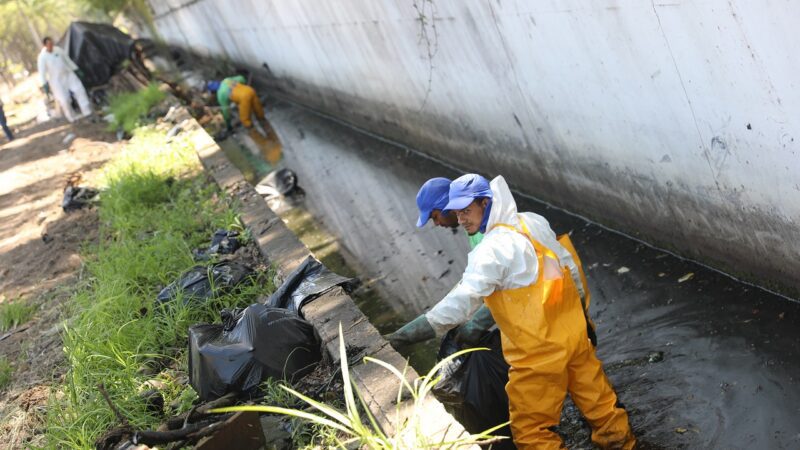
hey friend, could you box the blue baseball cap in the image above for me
[416,177,452,227]
[444,174,493,211]
[206,80,221,92]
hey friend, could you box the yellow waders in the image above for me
[230,83,265,128]
[485,223,635,450]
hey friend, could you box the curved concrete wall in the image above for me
[149,0,800,295]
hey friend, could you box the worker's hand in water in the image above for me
[455,305,495,346]
[384,315,435,349]
[42,83,50,95]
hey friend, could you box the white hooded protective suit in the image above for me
[38,46,91,121]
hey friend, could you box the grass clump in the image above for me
[107,83,166,133]
[0,356,12,391]
[43,125,271,448]
[0,298,36,332]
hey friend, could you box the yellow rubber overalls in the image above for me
[485,223,635,449]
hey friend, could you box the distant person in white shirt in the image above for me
[37,36,92,122]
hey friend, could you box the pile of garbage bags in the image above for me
[189,304,320,401]
[185,256,354,401]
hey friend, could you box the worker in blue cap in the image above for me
[415,177,494,345]
[389,174,634,449]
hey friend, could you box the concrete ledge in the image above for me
[177,109,474,444]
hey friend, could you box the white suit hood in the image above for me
[486,176,521,232]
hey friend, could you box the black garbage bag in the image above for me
[188,304,321,401]
[62,185,99,212]
[433,329,515,449]
[156,262,253,305]
[192,229,241,261]
[265,256,357,315]
[59,22,137,88]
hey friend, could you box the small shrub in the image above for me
[0,357,12,391]
[0,299,36,332]
[108,83,166,133]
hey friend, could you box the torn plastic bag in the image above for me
[62,185,99,212]
[188,304,321,401]
[192,229,241,261]
[433,329,515,448]
[156,262,253,305]
[255,168,298,197]
[265,256,356,315]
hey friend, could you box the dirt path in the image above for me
[0,83,120,449]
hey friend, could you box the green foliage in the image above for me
[0,298,36,332]
[43,125,272,448]
[0,356,12,391]
[107,83,166,133]
[214,325,508,449]
[0,0,100,75]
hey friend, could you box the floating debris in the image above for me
[678,272,695,283]
[617,266,630,274]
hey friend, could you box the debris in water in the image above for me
[648,351,664,363]
[778,312,785,320]
[675,427,688,434]
[658,272,666,277]
[678,273,694,283]
[617,266,630,274]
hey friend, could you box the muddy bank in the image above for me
[262,99,800,448]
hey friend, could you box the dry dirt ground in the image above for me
[0,79,121,449]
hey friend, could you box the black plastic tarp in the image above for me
[60,22,135,88]
[433,329,515,449]
[188,304,321,401]
[265,256,357,315]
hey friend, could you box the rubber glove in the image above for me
[455,305,495,346]
[42,83,50,95]
[385,314,435,348]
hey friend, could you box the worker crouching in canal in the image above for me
[388,174,636,449]
[207,75,267,132]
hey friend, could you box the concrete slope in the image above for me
[149,0,800,295]
[267,99,800,448]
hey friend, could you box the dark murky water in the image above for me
[220,100,800,448]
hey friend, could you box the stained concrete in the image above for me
[149,0,800,296]
[266,99,800,448]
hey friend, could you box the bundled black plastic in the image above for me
[62,185,99,212]
[265,256,356,315]
[156,262,253,305]
[192,229,241,261]
[434,329,515,449]
[60,22,138,88]
[188,304,321,401]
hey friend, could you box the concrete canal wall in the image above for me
[148,0,800,295]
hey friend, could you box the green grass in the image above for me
[42,125,273,449]
[0,356,12,391]
[107,83,167,133]
[0,298,36,332]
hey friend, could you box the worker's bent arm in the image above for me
[217,90,231,126]
[425,232,514,336]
